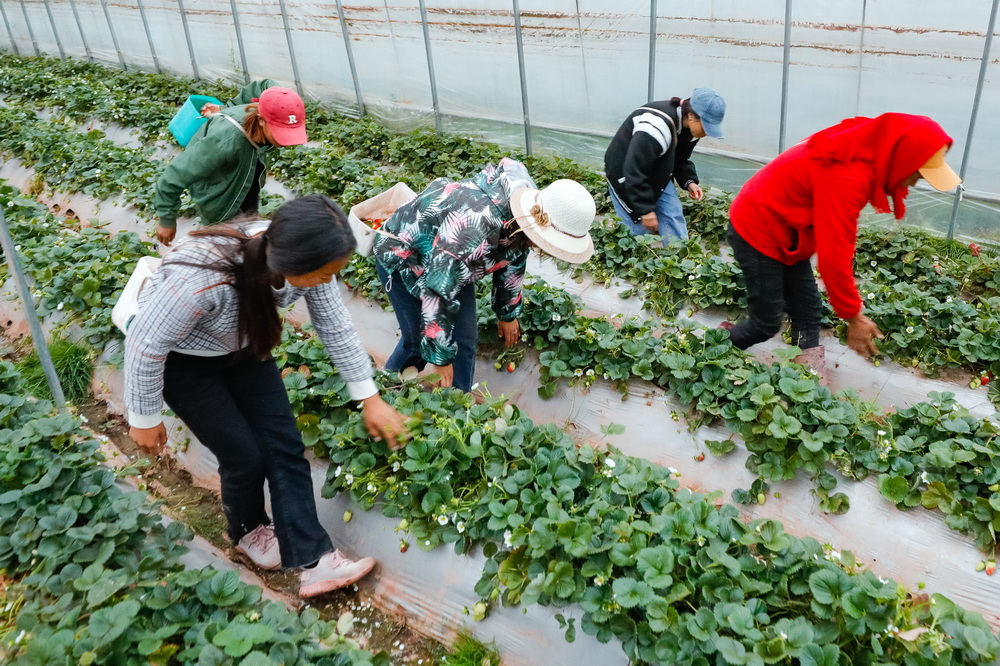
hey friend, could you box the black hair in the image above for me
[264,194,356,276]
[183,194,356,358]
[675,97,696,119]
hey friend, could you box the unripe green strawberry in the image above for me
[343,510,353,523]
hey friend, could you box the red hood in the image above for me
[806,113,953,219]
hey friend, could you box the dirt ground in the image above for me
[39,392,454,664]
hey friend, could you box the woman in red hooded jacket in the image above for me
[723,113,962,378]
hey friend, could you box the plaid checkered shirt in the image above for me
[124,222,376,428]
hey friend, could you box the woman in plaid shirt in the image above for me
[125,195,406,598]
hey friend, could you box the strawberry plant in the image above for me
[266,334,1000,664]
[0,360,385,664]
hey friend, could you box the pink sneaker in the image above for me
[299,550,376,598]
[235,525,282,570]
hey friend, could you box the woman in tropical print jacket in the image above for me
[374,157,596,391]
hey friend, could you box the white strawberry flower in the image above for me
[503,530,513,547]
[437,515,449,526]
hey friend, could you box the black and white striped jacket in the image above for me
[604,98,700,220]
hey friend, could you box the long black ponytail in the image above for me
[183,195,356,358]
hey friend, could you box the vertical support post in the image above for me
[17,0,41,55]
[0,209,66,409]
[778,0,793,152]
[42,0,65,59]
[67,0,93,62]
[277,0,303,95]
[0,2,20,55]
[512,0,532,155]
[947,0,998,241]
[854,0,867,116]
[100,0,127,69]
[647,0,657,102]
[334,0,365,116]
[176,0,199,80]
[136,0,161,72]
[417,0,441,132]
[229,0,250,84]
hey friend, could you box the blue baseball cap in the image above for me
[690,87,726,139]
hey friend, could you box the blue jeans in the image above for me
[163,350,333,569]
[609,181,688,246]
[726,224,822,351]
[375,262,479,392]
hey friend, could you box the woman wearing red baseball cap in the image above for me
[721,113,961,382]
[153,81,308,246]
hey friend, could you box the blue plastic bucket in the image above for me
[169,94,223,147]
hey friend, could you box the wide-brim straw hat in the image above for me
[510,179,596,264]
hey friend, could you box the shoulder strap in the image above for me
[216,113,261,150]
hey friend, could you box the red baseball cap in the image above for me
[257,87,307,146]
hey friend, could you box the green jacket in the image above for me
[154,79,277,228]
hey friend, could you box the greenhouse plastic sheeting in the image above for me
[4,2,999,211]
[3,156,1000,657]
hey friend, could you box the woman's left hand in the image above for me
[361,394,408,450]
[498,319,520,347]
[687,183,704,200]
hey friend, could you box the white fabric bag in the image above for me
[112,256,162,334]
[347,182,416,256]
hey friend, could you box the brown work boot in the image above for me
[793,346,828,387]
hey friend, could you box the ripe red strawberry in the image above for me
[981,374,990,386]
[507,362,516,373]
[696,453,705,462]
[399,540,409,553]
[970,242,982,257]
[987,560,997,576]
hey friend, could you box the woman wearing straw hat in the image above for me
[721,113,962,382]
[373,157,597,392]
[153,84,308,247]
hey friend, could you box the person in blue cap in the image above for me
[604,87,726,245]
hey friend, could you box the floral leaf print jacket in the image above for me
[374,158,535,366]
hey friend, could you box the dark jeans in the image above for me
[727,224,822,351]
[375,262,478,392]
[163,350,332,568]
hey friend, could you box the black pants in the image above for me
[163,350,332,568]
[727,224,822,351]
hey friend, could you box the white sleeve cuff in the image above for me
[347,378,378,402]
[128,409,164,429]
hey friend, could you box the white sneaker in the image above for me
[299,550,376,598]
[235,525,282,570]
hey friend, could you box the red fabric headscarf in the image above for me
[806,113,953,219]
